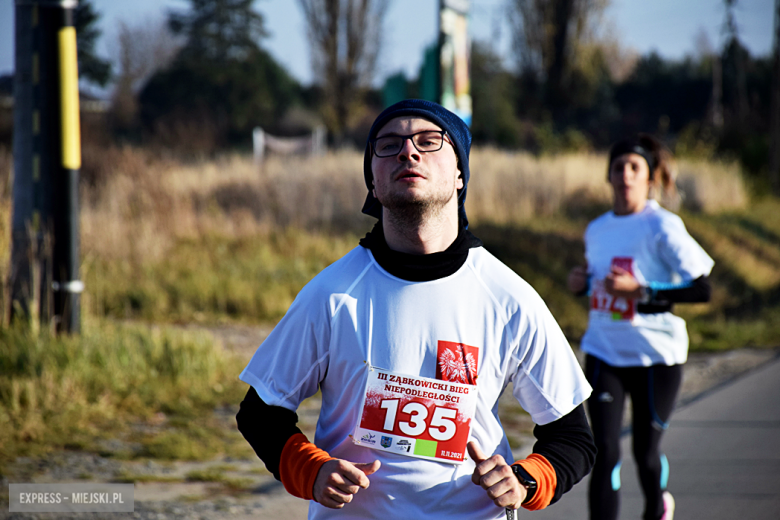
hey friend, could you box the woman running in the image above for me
[567,134,714,520]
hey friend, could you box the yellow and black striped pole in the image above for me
[11,0,82,333]
[53,2,82,333]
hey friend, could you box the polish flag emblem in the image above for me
[436,341,479,385]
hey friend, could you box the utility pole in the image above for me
[724,0,749,126]
[770,0,780,195]
[711,52,724,129]
[11,0,82,333]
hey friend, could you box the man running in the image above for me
[237,99,596,519]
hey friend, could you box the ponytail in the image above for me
[637,134,680,210]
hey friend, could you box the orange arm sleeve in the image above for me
[279,432,335,500]
[515,453,557,511]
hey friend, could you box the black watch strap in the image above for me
[511,463,538,504]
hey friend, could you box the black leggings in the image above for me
[585,355,683,520]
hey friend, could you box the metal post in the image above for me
[770,0,780,195]
[11,0,81,333]
[52,2,82,333]
[10,1,36,325]
[253,127,265,164]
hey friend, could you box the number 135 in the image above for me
[380,399,457,441]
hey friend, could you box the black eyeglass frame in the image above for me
[370,130,450,158]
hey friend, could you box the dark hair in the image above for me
[608,133,678,206]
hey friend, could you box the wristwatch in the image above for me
[511,464,537,504]
[639,285,655,303]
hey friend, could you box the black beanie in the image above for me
[361,99,472,227]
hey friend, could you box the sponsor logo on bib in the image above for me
[396,439,412,452]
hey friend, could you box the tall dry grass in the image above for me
[468,149,612,222]
[675,158,748,213]
[80,148,374,264]
[73,145,751,326]
[80,146,747,262]
[469,149,747,221]
[0,144,751,326]
[0,144,751,272]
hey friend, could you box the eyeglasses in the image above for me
[371,130,449,158]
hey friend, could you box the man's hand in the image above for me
[604,265,642,299]
[312,458,381,509]
[468,441,525,511]
[567,265,589,294]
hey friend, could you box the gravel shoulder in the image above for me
[2,325,778,520]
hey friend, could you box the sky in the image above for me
[0,0,776,90]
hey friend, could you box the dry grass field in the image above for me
[0,145,767,335]
[75,147,748,265]
[69,147,756,331]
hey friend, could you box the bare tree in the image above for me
[723,0,749,125]
[297,0,388,143]
[693,28,724,129]
[508,0,610,112]
[108,18,182,130]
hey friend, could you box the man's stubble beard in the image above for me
[377,181,457,230]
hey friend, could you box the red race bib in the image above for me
[590,257,636,321]
[353,341,480,464]
[353,368,478,463]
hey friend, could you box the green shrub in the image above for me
[0,320,247,474]
[84,230,357,324]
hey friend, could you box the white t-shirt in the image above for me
[581,200,714,367]
[240,245,591,520]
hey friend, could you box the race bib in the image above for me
[353,368,478,464]
[590,257,636,321]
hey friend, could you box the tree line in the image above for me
[2,0,776,186]
[472,0,776,187]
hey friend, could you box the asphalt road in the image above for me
[532,355,780,520]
